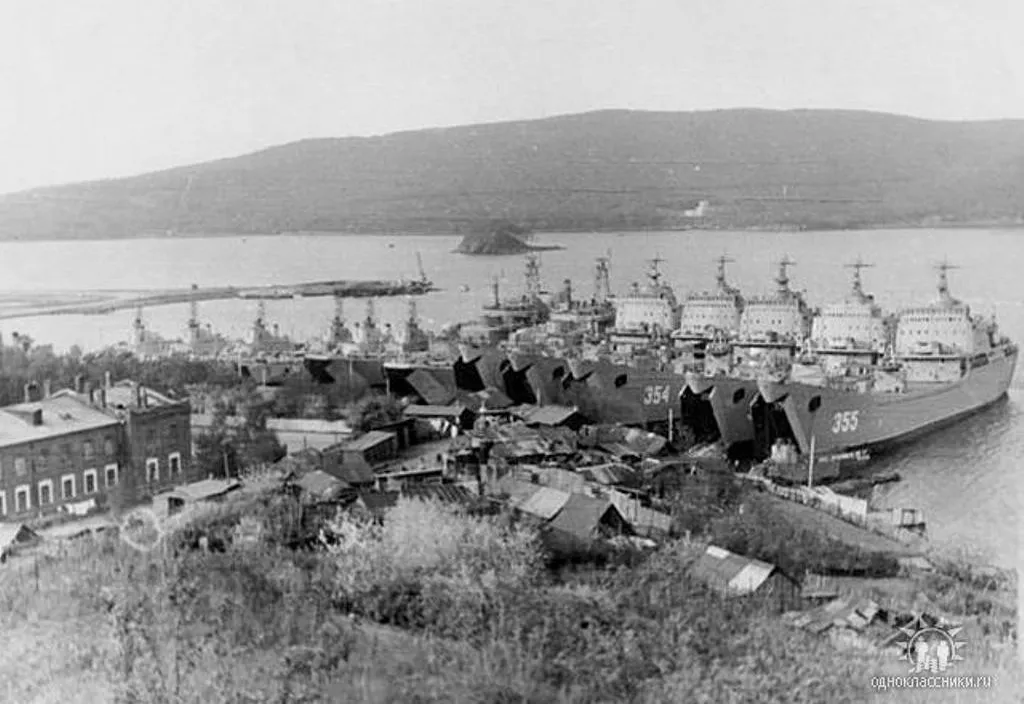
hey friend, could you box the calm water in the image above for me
[0,229,1020,567]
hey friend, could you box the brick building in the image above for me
[0,377,194,520]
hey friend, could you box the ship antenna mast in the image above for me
[776,255,795,291]
[415,251,427,283]
[525,254,542,299]
[648,255,664,286]
[715,253,735,289]
[844,257,874,296]
[188,284,199,330]
[595,256,611,302]
[935,259,959,298]
[255,299,267,327]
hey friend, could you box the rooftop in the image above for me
[690,545,781,596]
[338,430,397,453]
[0,395,119,449]
[165,478,242,503]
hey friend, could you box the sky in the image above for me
[0,0,1021,194]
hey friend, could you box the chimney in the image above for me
[136,384,143,408]
[87,382,94,405]
[100,388,107,409]
[23,382,40,403]
[74,374,85,394]
[105,371,112,389]
[31,409,43,426]
[23,383,31,403]
[43,379,51,398]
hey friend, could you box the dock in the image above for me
[0,278,437,320]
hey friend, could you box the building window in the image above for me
[38,479,53,506]
[84,469,98,495]
[105,463,119,488]
[83,440,94,460]
[15,485,30,513]
[146,458,159,483]
[61,474,76,500]
[168,452,182,476]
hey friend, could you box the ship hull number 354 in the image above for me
[642,385,672,405]
[831,410,860,434]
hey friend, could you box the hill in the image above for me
[453,221,564,255]
[2,109,1023,240]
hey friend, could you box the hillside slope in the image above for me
[2,109,1023,239]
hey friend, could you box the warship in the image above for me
[606,257,680,354]
[688,257,813,458]
[458,254,550,346]
[755,263,1018,459]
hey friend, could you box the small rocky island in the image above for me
[454,221,564,255]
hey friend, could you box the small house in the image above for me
[546,494,629,543]
[296,469,351,502]
[689,545,801,612]
[516,405,586,431]
[403,403,477,437]
[322,430,398,483]
[154,478,242,517]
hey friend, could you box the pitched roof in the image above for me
[510,486,572,520]
[578,463,638,486]
[516,405,582,426]
[406,369,456,405]
[0,395,119,449]
[547,493,623,540]
[54,380,181,410]
[690,545,781,596]
[0,523,41,549]
[168,478,242,502]
[297,469,350,499]
[402,483,474,505]
[403,404,470,419]
[340,430,396,452]
[328,462,376,486]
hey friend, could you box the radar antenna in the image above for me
[844,257,874,295]
[935,259,960,297]
[715,254,735,288]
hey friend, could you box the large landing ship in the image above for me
[754,263,1017,459]
[689,257,813,458]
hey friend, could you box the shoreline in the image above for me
[0,220,1023,245]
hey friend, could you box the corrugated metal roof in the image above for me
[690,545,779,596]
[547,493,622,540]
[403,483,474,505]
[341,430,397,452]
[512,486,571,520]
[534,467,588,494]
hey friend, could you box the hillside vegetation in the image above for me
[1,109,1023,240]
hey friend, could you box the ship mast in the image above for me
[715,254,736,291]
[844,258,874,298]
[524,254,542,300]
[187,284,200,336]
[647,256,665,287]
[594,256,612,303]
[775,255,796,293]
[935,259,960,305]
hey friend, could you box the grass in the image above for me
[0,478,1018,703]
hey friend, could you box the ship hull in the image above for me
[703,376,759,455]
[761,347,1018,456]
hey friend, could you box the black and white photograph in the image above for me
[0,1,1021,701]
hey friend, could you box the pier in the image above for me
[0,277,436,321]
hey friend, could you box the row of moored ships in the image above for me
[251,253,1019,463]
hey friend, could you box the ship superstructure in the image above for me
[754,262,1017,460]
[789,259,890,384]
[608,257,680,353]
[459,254,551,346]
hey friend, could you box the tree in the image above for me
[344,394,404,432]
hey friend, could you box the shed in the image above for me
[516,405,586,430]
[547,494,629,542]
[690,545,801,611]
[155,478,242,517]
[785,595,882,636]
[510,486,572,521]
[296,469,351,502]
[336,430,398,465]
[0,522,41,561]
[403,403,477,433]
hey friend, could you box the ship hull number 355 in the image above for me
[642,385,672,405]
[831,410,860,434]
